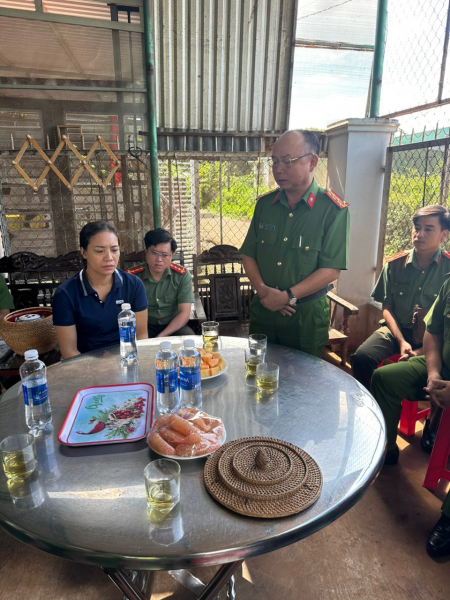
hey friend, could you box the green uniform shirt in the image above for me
[131,263,194,325]
[372,248,450,330]
[240,179,349,290]
[424,276,450,370]
[0,275,14,310]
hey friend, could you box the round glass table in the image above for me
[0,337,386,599]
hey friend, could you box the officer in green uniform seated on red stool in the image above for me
[126,229,195,338]
[353,205,450,451]
[240,129,350,357]
[370,276,450,557]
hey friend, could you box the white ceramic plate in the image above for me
[201,359,228,381]
[149,428,226,461]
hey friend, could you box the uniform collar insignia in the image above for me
[307,192,316,209]
[271,190,282,205]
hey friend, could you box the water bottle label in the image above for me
[23,382,49,406]
[156,369,178,394]
[179,368,201,391]
[119,323,136,343]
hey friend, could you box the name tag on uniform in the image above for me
[116,299,125,304]
[259,223,276,231]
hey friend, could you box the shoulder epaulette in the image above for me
[125,265,145,275]
[170,263,187,275]
[385,251,408,263]
[257,188,279,201]
[442,251,450,260]
[325,189,349,209]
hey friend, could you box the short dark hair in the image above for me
[280,129,320,156]
[413,205,450,231]
[144,228,177,253]
[79,221,119,249]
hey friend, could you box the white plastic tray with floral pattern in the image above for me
[58,383,155,446]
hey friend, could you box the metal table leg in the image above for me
[104,560,243,600]
[103,568,148,600]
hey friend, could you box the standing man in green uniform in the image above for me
[126,229,194,338]
[240,129,350,357]
[353,205,450,391]
[370,277,450,557]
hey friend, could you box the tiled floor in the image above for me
[1,425,449,600]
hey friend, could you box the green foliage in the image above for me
[198,161,271,219]
[385,166,444,257]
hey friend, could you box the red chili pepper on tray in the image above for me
[76,421,106,435]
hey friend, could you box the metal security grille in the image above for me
[378,138,450,272]
[157,153,328,270]
[0,147,328,265]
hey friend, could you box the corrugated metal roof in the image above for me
[0,0,296,134]
[153,0,296,133]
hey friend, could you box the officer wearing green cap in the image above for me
[240,129,349,357]
[126,228,194,338]
[370,276,450,557]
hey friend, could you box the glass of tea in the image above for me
[244,348,265,377]
[0,433,37,480]
[256,362,279,396]
[202,321,220,349]
[248,333,267,358]
[144,459,180,513]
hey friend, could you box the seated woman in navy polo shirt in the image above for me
[53,221,148,359]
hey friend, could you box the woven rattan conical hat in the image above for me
[204,437,322,518]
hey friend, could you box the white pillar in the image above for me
[326,118,398,348]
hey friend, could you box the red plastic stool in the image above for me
[399,400,431,436]
[422,407,450,491]
[378,354,431,437]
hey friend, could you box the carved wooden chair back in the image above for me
[0,251,84,309]
[193,245,254,323]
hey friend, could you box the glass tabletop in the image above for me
[0,337,385,570]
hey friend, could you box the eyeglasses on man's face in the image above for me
[269,153,314,168]
[147,249,172,259]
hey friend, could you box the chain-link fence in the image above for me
[379,138,450,269]
[0,145,328,267]
[379,0,450,265]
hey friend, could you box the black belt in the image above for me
[296,284,333,304]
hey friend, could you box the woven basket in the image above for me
[204,437,323,518]
[0,307,57,356]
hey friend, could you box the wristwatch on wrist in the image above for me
[285,288,297,306]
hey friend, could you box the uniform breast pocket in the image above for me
[392,284,411,309]
[164,287,178,306]
[422,285,439,308]
[256,230,277,260]
[293,237,322,275]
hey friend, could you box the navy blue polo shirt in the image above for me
[52,269,148,354]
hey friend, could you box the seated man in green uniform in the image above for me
[370,278,450,557]
[126,229,194,338]
[353,205,450,451]
[240,129,349,357]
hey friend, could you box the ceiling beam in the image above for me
[0,8,144,32]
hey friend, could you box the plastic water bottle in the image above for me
[155,341,180,414]
[118,303,138,365]
[178,339,202,410]
[19,349,52,433]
